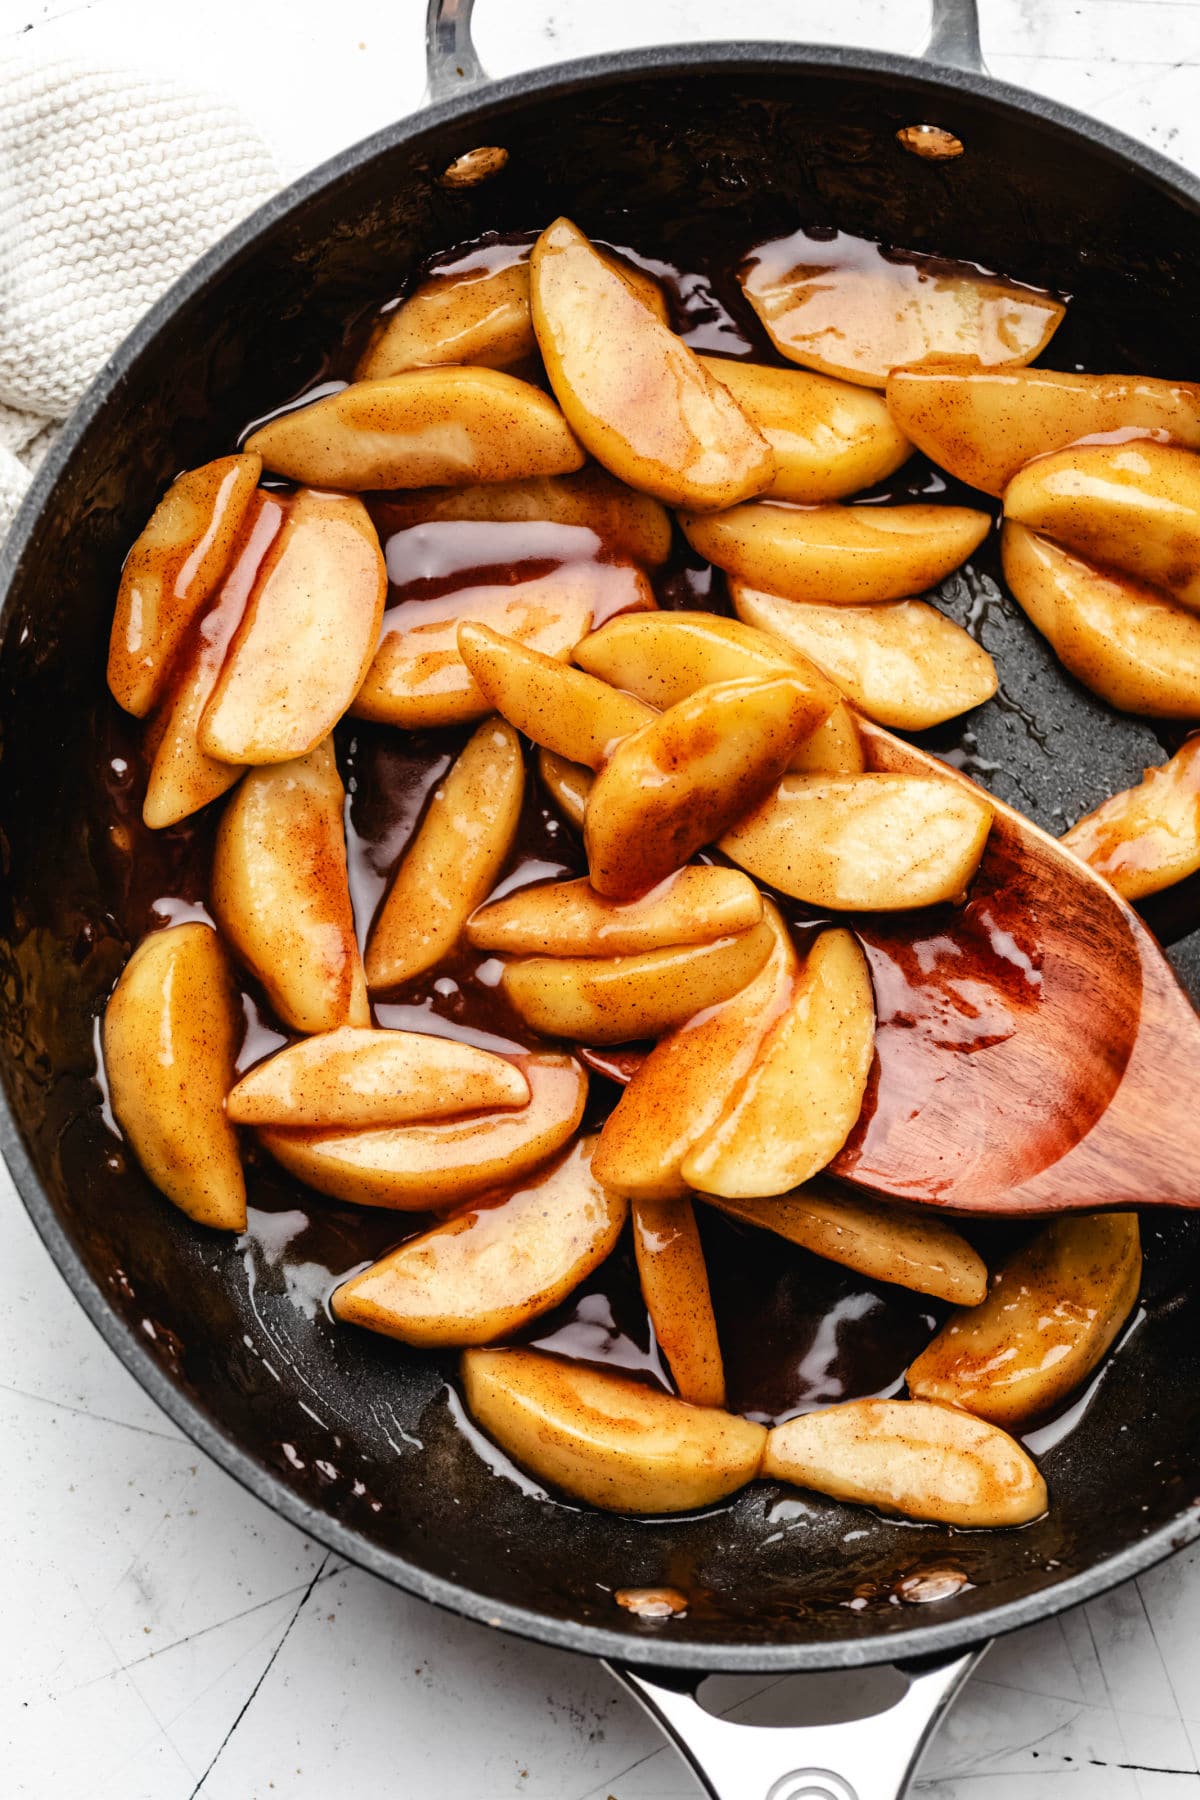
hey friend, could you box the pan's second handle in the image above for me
[607,1648,983,1800]
[423,0,986,100]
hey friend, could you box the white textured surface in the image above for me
[4,2,1200,1796]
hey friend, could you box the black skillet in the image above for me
[5,1,1200,1793]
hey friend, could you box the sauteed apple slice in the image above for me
[722,773,993,910]
[704,1182,987,1306]
[468,867,763,956]
[908,1214,1141,1427]
[1005,441,1200,612]
[680,502,991,605]
[1061,737,1200,900]
[501,919,775,1044]
[226,1027,529,1127]
[245,367,584,489]
[212,738,368,1033]
[887,362,1200,497]
[739,231,1064,388]
[538,748,592,828]
[258,1052,586,1209]
[103,923,245,1230]
[332,1137,626,1346]
[374,468,672,566]
[632,1197,725,1407]
[732,584,997,731]
[458,621,655,766]
[200,488,386,764]
[462,1348,765,1512]
[1002,524,1200,718]
[683,928,874,1199]
[107,452,261,717]
[584,677,822,898]
[366,718,524,991]
[763,1399,1046,1526]
[530,217,775,510]
[575,609,839,722]
[790,700,866,775]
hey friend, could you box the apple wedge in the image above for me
[366,718,524,991]
[908,1213,1141,1428]
[584,676,823,899]
[258,1052,586,1209]
[632,1197,725,1407]
[680,502,991,605]
[762,1399,1046,1526]
[373,468,672,566]
[142,492,285,828]
[245,366,584,489]
[704,1182,987,1305]
[721,773,993,910]
[211,738,369,1033]
[331,1137,626,1346]
[699,356,912,502]
[200,488,386,764]
[1002,523,1200,718]
[103,923,245,1230]
[501,920,775,1044]
[538,748,592,829]
[468,867,763,956]
[682,928,874,1198]
[353,562,652,731]
[575,609,839,720]
[592,901,797,1200]
[1004,441,1200,612]
[886,362,1200,497]
[739,230,1064,388]
[461,1347,765,1512]
[107,452,261,717]
[1061,736,1200,901]
[790,700,866,774]
[731,584,997,730]
[226,1027,530,1127]
[457,621,655,767]
[530,217,775,511]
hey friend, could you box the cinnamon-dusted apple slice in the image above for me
[1004,441,1200,612]
[907,1214,1141,1428]
[584,677,823,899]
[108,452,261,717]
[458,621,655,767]
[245,367,584,489]
[530,217,774,511]
[699,357,912,502]
[200,488,386,764]
[704,1181,987,1306]
[762,1399,1046,1527]
[103,923,245,1230]
[538,748,592,829]
[1061,737,1200,901]
[469,867,762,956]
[1002,523,1200,718]
[681,502,991,605]
[331,1137,625,1346]
[593,902,797,1201]
[211,739,368,1033]
[739,230,1064,388]
[790,700,866,774]
[142,492,286,828]
[887,362,1200,498]
[226,1027,529,1128]
[631,1197,725,1407]
[732,584,997,731]
[501,920,775,1045]
[259,1052,586,1209]
[683,928,874,1199]
[461,1347,765,1512]
[353,562,652,731]
[366,468,673,566]
[721,773,992,910]
[366,718,524,992]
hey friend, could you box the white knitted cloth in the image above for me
[0,50,281,539]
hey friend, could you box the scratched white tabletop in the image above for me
[3,1,1200,1795]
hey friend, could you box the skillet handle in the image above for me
[423,0,986,99]
[605,1646,984,1800]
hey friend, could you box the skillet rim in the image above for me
[5,39,1200,1673]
